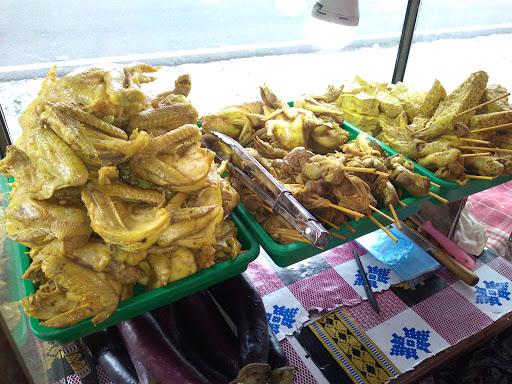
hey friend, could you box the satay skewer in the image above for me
[345,223,357,233]
[330,231,347,241]
[367,215,398,242]
[430,181,441,188]
[389,204,402,229]
[470,122,512,134]
[325,202,365,219]
[317,216,340,230]
[398,200,408,207]
[458,138,491,145]
[460,152,492,158]
[466,174,496,180]
[459,146,512,154]
[369,205,395,223]
[428,191,449,204]
[455,92,510,118]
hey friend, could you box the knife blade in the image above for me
[352,249,380,313]
[401,224,479,286]
[202,131,330,248]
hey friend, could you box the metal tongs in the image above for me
[202,131,330,248]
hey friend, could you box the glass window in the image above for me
[0,0,407,141]
[405,0,512,91]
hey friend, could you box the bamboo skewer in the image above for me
[345,223,357,233]
[330,231,347,241]
[389,204,402,229]
[317,216,340,230]
[460,152,492,158]
[398,200,407,207]
[460,146,512,154]
[458,138,491,145]
[430,181,441,188]
[470,122,512,134]
[325,202,365,219]
[455,93,510,118]
[261,203,273,213]
[466,174,496,180]
[341,166,378,174]
[369,205,395,223]
[367,215,398,242]
[428,191,449,204]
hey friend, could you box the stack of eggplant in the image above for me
[83,274,295,384]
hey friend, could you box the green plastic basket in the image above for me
[1,176,260,343]
[0,178,28,347]
[235,122,429,267]
[341,121,512,202]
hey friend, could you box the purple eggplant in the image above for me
[209,274,269,366]
[153,303,231,383]
[174,291,240,378]
[85,329,139,384]
[117,313,209,384]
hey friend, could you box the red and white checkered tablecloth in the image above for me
[468,181,512,259]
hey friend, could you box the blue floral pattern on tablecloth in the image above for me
[354,265,390,289]
[390,327,431,360]
[266,305,300,334]
[475,280,510,306]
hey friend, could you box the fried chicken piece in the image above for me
[388,155,431,196]
[311,85,343,103]
[251,136,289,159]
[5,189,91,251]
[151,74,192,107]
[435,161,466,180]
[128,95,199,136]
[42,103,149,167]
[81,180,169,251]
[40,64,150,119]
[302,154,346,185]
[265,114,307,150]
[278,147,315,183]
[147,247,197,289]
[308,116,348,154]
[418,148,461,169]
[22,254,121,327]
[213,220,241,261]
[202,106,255,146]
[294,97,344,124]
[131,124,214,192]
[207,170,240,216]
[68,241,112,272]
[158,186,223,249]
[371,175,400,206]
[333,175,376,214]
[0,106,89,199]
[464,155,505,177]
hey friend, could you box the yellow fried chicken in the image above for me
[81,176,169,251]
[5,189,91,251]
[22,254,121,327]
[158,186,224,248]
[131,124,214,192]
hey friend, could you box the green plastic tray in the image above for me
[2,177,260,342]
[342,122,512,202]
[236,122,429,267]
[0,178,28,347]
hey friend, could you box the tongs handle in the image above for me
[273,191,330,248]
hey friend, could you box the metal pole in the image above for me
[392,0,421,84]
[0,105,12,158]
